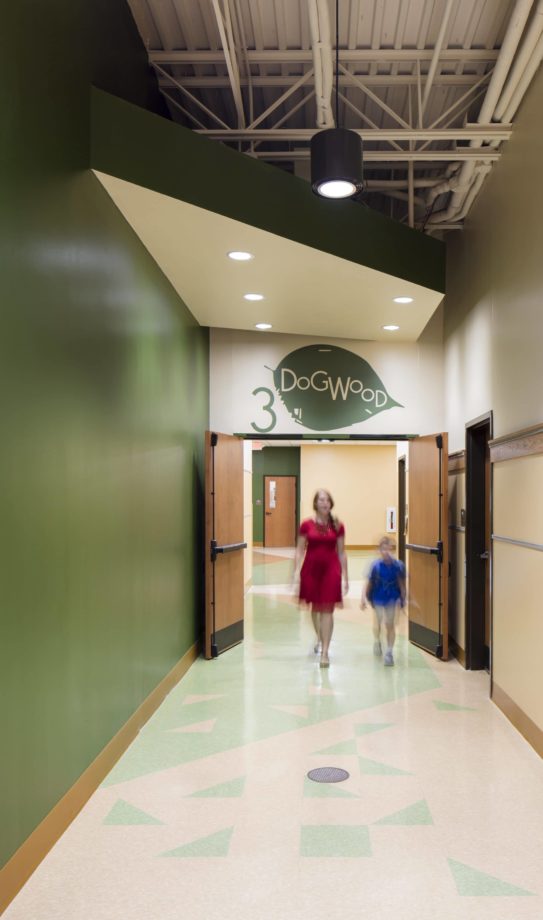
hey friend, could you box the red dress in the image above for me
[299,518,345,609]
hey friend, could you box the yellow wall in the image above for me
[300,444,397,547]
[492,455,543,729]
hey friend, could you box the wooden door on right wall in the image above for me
[406,433,449,659]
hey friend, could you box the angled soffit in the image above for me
[91,89,445,340]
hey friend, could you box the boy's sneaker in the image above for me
[384,650,394,667]
[373,640,382,657]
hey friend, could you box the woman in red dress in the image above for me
[293,489,349,667]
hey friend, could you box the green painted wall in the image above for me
[253,448,301,543]
[0,1,208,868]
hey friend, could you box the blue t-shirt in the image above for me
[367,558,405,606]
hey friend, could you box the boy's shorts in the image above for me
[373,603,398,626]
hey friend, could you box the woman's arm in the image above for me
[337,531,349,594]
[293,533,307,583]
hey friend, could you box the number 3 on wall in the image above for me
[251,387,277,433]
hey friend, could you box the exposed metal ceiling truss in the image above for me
[128,0,543,233]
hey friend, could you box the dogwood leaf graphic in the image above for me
[272,344,402,431]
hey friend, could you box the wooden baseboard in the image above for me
[0,641,200,914]
[492,681,543,758]
[345,544,376,551]
[448,636,466,667]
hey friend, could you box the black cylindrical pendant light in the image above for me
[311,0,363,200]
[311,127,363,199]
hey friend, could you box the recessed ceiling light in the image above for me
[383,324,400,331]
[228,250,254,261]
[244,293,264,301]
[255,323,272,330]
[393,296,413,303]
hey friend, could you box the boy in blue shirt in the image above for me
[361,536,406,667]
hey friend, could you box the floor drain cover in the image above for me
[307,766,349,783]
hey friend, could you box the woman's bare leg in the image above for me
[311,610,321,651]
[319,609,334,665]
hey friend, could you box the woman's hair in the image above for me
[313,489,338,531]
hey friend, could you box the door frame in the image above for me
[397,455,406,565]
[465,411,493,671]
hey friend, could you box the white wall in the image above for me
[210,316,443,437]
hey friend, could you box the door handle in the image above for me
[406,540,443,563]
[479,551,489,560]
[210,540,247,562]
[265,512,272,515]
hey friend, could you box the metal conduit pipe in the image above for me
[307,0,335,128]
[494,0,543,120]
[425,162,462,209]
[452,164,492,222]
[501,28,543,119]
[427,0,535,224]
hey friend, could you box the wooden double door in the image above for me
[204,431,246,659]
[204,430,448,661]
[406,433,449,659]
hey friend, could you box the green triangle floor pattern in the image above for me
[375,798,433,825]
[102,594,440,786]
[300,824,372,857]
[434,701,477,711]
[354,722,394,736]
[303,777,358,798]
[103,799,163,825]
[160,827,234,858]
[189,776,245,797]
[359,757,412,775]
[314,738,358,755]
[448,859,535,896]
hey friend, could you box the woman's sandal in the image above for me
[319,654,330,668]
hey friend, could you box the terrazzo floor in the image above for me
[5,548,543,920]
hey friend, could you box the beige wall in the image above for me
[300,444,397,547]
[493,455,543,729]
[445,66,543,450]
[444,64,543,734]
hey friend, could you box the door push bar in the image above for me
[210,540,247,562]
[405,540,443,564]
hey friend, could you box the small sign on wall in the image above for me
[386,507,397,533]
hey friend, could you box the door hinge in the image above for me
[211,432,218,447]
[435,434,443,449]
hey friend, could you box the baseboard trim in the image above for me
[345,544,376,551]
[0,640,200,914]
[492,681,543,758]
[448,636,466,667]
